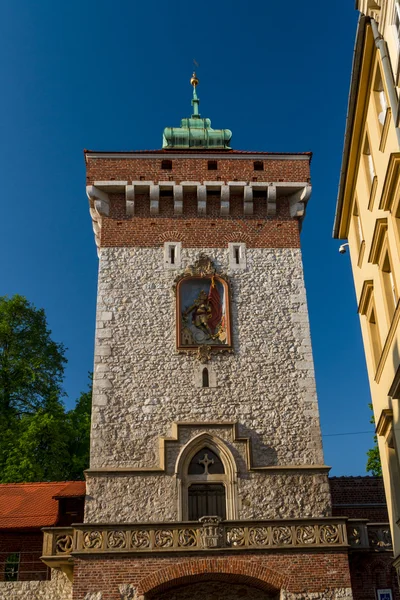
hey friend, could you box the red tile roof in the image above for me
[53,481,85,499]
[0,481,86,530]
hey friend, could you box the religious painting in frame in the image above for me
[176,274,232,351]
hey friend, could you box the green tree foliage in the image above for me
[66,376,92,480]
[0,295,66,421]
[366,403,382,476]
[366,440,382,476]
[0,295,92,482]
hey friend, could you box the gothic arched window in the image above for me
[175,435,238,522]
[187,448,226,520]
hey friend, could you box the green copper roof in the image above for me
[162,73,232,150]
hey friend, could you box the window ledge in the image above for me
[375,298,400,383]
[379,107,392,153]
[357,240,366,268]
[368,176,378,211]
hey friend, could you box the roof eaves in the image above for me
[83,149,312,157]
[333,14,369,239]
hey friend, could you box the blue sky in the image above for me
[0,0,371,475]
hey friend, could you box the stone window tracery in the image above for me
[175,434,238,521]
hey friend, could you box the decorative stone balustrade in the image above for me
[41,519,393,568]
[347,520,393,550]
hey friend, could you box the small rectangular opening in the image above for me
[5,553,20,582]
[208,160,218,170]
[254,161,264,171]
[170,246,175,265]
[161,160,172,170]
[234,246,240,265]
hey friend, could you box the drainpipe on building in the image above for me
[370,18,400,147]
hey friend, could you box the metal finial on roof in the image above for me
[190,71,199,87]
[161,71,232,149]
[190,72,200,118]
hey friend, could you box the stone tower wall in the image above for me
[84,152,330,523]
[86,244,330,522]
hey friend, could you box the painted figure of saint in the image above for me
[183,278,222,340]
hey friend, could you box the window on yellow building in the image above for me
[393,1,400,46]
[359,281,382,372]
[368,305,382,369]
[352,199,364,252]
[381,250,398,322]
[377,409,400,520]
[395,201,400,251]
[369,218,399,326]
[363,135,375,188]
[373,67,388,128]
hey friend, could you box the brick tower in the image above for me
[70,75,353,598]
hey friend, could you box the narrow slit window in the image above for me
[208,160,218,170]
[202,367,209,388]
[254,161,264,171]
[170,245,175,265]
[234,246,240,265]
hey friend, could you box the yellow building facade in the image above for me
[335,0,400,577]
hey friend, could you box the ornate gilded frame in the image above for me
[174,255,233,357]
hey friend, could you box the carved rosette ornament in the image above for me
[319,524,340,545]
[83,531,103,549]
[226,526,245,547]
[178,528,197,547]
[131,530,150,549]
[107,530,127,549]
[199,516,224,548]
[249,527,269,546]
[55,534,73,554]
[296,525,316,545]
[272,526,292,545]
[155,530,174,548]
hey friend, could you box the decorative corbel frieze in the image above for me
[243,186,253,215]
[197,185,207,215]
[220,185,230,216]
[125,185,135,217]
[86,185,110,217]
[288,184,312,218]
[86,186,111,253]
[267,185,277,216]
[174,185,183,214]
[149,184,159,214]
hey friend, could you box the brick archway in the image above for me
[138,558,288,597]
